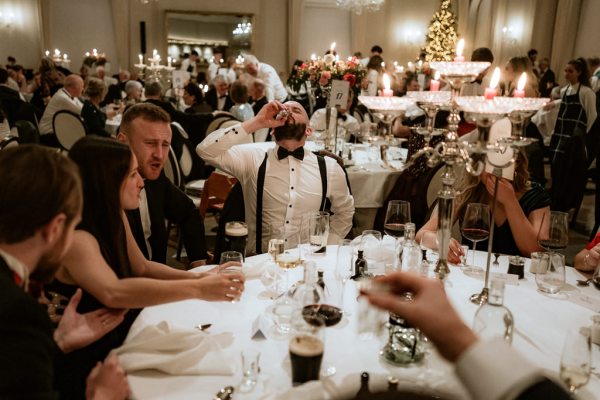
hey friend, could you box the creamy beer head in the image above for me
[289,335,324,357]
[225,221,248,237]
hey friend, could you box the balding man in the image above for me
[39,74,84,147]
[244,55,287,103]
[197,100,354,253]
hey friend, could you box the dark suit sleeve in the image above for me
[162,178,208,262]
[0,290,58,399]
[515,378,571,399]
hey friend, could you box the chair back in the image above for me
[14,120,40,144]
[163,146,183,189]
[0,135,19,150]
[199,172,238,218]
[52,110,86,150]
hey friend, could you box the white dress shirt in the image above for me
[257,62,288,103]
[0,248,29,290]
[38,88,83,135]
[138,188,153,259]
[207,62,220,82]
[558,83,597,132]
[456,338,548,400]
[309,109,360,141]
[197,124,354,253]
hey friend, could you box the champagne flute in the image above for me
[537,211,569,252]
[560,328,591,395]
[461,203,490,272]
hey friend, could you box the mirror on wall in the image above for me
[165,11,253,77]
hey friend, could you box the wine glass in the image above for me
[384,200,411,266]
[461,203,490,273]
[420,230,438,272]
[302,212,330,256]
[535,252,566,294]
[361,230,382,275]
[334,239,353,316]
[560,327,591,395]
[537,211,569,253]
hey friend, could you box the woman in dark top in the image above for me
[81,77,114,137]
[416,150,551,263]
[182,82,212,114]
[48,136,244,398]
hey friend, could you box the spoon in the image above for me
[576,278,592,287]
[196,323,212,331]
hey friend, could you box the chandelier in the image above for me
[138,0,158,4]
[335,0,385,14]
[232,20,252,40]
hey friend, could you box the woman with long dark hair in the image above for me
[416,151,550,263]
[547,58,597,211]
[49,136,244,398]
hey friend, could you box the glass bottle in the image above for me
[352,250,368,280]
[401,223,422,272]
[355,372,371,399]
[292,261,325,324]
[472,280,514,343]
[317,268,326,292]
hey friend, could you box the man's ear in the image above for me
[40,213,67,247]
[305,126,313,138]
[116,132,128,143]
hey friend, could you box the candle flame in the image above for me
[517,72,527,91]
[434,71,441,81]
[489,67,501,89]
[456,39,464,57]
[330,42,336,51]
[383,73,391,90]
[310,53,317,61]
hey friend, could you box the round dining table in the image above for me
[124,248,600,399]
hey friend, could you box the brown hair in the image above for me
[454,150,530,222]
[84,77,106,100]
[230,81,248,104]
[120,102,171,136]
[0,145,82,244]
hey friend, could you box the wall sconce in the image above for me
[501,26,518,45]
[405,30,423,46]
[0,11,15,28]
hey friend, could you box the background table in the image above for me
[126,249,600,399]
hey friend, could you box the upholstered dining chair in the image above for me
[52,110,87,151]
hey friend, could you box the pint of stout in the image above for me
[289,334,324,385]
[224,221,248,259]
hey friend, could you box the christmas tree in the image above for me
[421,0,459,61]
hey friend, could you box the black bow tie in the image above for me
[277,146,304,161]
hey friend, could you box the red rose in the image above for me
[343,73,356,87]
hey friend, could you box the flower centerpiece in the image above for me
[288,54,367,98]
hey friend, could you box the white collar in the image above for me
[0,248,29,289]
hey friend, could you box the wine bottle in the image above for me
[317,268,325,292]
[352,250,368,280]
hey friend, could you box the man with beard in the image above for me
[0,145,129,399]
[197,100,354,254]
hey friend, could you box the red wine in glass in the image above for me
[384,223,405,238]
[462,228,490,242]
[537,239,567,252]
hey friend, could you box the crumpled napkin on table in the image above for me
[110,321,234,375]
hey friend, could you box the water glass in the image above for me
[303,212,330,256]
[529,251,543,274]
[220,251,243,271]
[535,252,565,294]
[560,328,591,394]
[356,279,387,340]
[361,230,383,275]
[239,350,261,392]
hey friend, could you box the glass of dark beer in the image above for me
[225,221,248,259]
[289,318,325,386]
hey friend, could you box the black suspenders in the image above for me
[255,151,327,254]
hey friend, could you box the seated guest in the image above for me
[197,100,354,253]
[229,80,254,122]
[81,77,116,137]
[95,65,117,87]
[503,56,539,97]
[124,80,143,105]
[251,78,268,116]
[574,233,600,272]
[205,75,234,112]
[538,58,557,98]
[39,74,84,147]
[182,82,212,114]
[416,151,550,263]
[50,136,245,398]
[0,145,129,399]
[0,67,37,126]
[365,272,570,400]
[310,89,360,141]
[117,103,209,265]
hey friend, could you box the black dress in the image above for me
[463,182,551,255]
[47,227,139,399]
[81,100,110,137]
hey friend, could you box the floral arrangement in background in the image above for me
[288,54,367,96]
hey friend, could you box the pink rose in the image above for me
[319,71,332,86]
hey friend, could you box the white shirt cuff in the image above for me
[455,338,545,400]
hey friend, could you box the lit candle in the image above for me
[484,67,501,100]
[63,54,68,60]
[407,62,415,72]
[418,60,423,69]
[54,48,60,57]
[430,71,441,92]
[335,54,339,62]
[153,49,157,58]
[310,53,317,61]
[330,42,336,53]
[45,50,50,57]
[381,73,393,97]
[513,72,527,98]
[454,39,465,62]
[167,56,172,67]
[138,54,143,64]
[92,48,98,57]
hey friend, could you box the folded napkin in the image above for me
[111,321,234,375]
[243,255,270,280]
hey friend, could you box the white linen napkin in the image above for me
[110,321,234,375]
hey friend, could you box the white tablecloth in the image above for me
[126,249,600,399]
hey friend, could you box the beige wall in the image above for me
[574,0,600,59]
[0,0,43,68]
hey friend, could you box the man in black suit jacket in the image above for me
[0,67,37,127]
[205,75,234,112]
[538,58,557,98]
[118,103,208,267]
[0,145,128,399]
